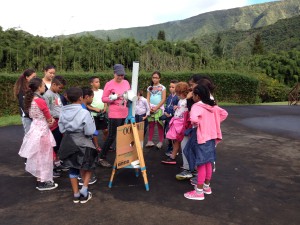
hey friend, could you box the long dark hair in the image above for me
[13,69,36,98]
[193,84,216,106]
[24,77,43,113]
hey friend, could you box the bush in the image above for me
[0,71,259,116]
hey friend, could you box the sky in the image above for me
[0,0,277,37]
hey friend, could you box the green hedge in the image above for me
[0,72,259,116]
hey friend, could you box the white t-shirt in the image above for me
[91,89,104,116]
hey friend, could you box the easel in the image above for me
[108,62,149,191]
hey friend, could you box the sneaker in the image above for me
[98,159,112,168]
[156,142,163,149]
[36,181,58,191]
[203,186,212,195]
[176,169,193,180]
[79,176,97,186]
[165,151,172,157]
[161,157,176,165]
[184,190,205,200]
[55,164,69,172]
[80,192,92,204]
[73,195,81,203]
[53,169,61,178]
[213,162,216,172]
[190,176,198,186]
[145,141,155,147]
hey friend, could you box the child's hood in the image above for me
[60,104,84,122]
[194,101,215,113]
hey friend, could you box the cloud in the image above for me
[1,0,263,37]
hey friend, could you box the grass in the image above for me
[0,115,22,127]
[0,101,291,127]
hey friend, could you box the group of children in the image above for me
[16,65,228,203]
[16,66,109,204]
[144,72,228,200]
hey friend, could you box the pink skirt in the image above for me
[19,119,56,182]
[166,117,185,141]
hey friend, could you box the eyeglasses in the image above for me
[152,77,160,79]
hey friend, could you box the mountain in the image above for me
[69,0,300,42]
[194,15,300,57]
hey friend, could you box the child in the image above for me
[58,87,97,204]
[87,76,108,151]
[13,69,37,134]
[183,84,228,200]
[18,77,57,191]
[146,71,166,149]
[161,80,179,155]
[176,74,216,180]
[135,89,150,136]
[43,76,68,177]
[79,87,99,185]
[161,82,189,164]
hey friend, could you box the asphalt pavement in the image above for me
[0,105,299,225]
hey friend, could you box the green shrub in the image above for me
[0,71,259,116]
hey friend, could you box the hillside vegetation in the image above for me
[70,0,300,42]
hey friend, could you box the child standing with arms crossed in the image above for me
[161,82,189,164]
[59,87,97,203]
[161,80,179,155]
[19,77,57,191]
[146,71,166,149]
[183,84,228,200]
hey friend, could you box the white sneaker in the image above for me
[146,141,155,147]
[156,142,163,149]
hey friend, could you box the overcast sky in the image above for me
[0,0,277,37]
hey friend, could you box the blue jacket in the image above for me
[164,94,179,116]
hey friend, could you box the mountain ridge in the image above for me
[69,0,300,42]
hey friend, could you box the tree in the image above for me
[213,35,223,58]
[157,30,166,41]
[252,34,264,55]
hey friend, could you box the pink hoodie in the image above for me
[190,101,228,144]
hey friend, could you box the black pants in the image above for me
[100,118,125,159]
[135,113,148,136]
[52,126,63,154]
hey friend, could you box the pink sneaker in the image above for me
[184,190,204,200]
[203,186,212,194]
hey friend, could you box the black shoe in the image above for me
[36,181,58,191]
[73,195,81,203]
[55,163,70,172]
[80,192,92,204]
[53,169,61,178]
[98,159,112,168]
[161,157,177,165]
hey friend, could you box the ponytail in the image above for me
[193,84,216,106]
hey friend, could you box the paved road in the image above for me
[0,106,299,225]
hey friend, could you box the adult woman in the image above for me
[13,69,37,134]
[98,64,130,167]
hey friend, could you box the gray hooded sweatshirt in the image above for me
[59,104,95,136]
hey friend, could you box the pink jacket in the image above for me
[102,79,130,118]
[190,101,228,144]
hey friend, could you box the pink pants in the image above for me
[197,162,213,185]
[148,121,164,142]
